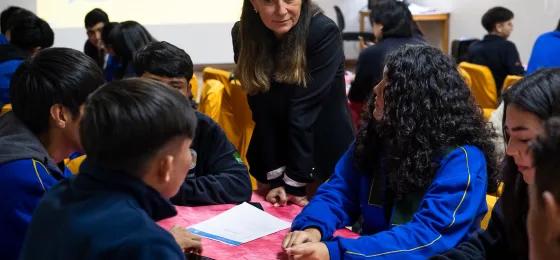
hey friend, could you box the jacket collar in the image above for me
[483,34,506,41]
[78,159,177,221]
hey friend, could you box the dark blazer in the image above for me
[20,160,185,260]
[232,13,354,196]
[468,34,525,91]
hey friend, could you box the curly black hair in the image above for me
[354,44,498,199]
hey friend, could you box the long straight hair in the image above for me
[501,68,560,259]
[235,0,320,94]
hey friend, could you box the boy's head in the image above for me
[528,117,560,260]
[6,13,54,53]
[84,8,109,49]
[133,41,193,98]
[10,48,104,160]
[1,6,30,34]
[482,6,514,38]
[80,78,197,198]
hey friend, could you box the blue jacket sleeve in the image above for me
[0,159,65,260]
[291,146,362,239]
[324,146,488,259]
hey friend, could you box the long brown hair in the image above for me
[235,0,321,94]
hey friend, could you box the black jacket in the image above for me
[467,34,525,91]
[170,111,252,206]
[348,36,425,103]
[232,14,354,196]
[432,199,526,260]
[83,40,106,69]
[20,160,185,260]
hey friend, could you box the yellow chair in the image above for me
[64,155,87,175]
[502,75,523,92]
[458,67,472,88]
[200,67,256,189]
[459,62,498,110]
[481,194,498,230]
[1,103,12,116]
[189,74,199,103]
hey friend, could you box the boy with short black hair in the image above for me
[0,12,54,107]
[528,117,560,260]
[468,6,524,90]
[134,41,252,206]
[0,48,104,260]
[20,78,202,259]
[84,8,109,68]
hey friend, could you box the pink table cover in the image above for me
[158,193,358,260]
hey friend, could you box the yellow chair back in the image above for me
[502,75,523,92]
[1,103,12,116]
[200,67,256,189]
[459,62,498,109]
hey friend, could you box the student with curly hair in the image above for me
[435,68,560,260]
[282,45,498,259]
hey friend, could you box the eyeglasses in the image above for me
[189,148,197,170]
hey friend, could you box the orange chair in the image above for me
[64,155,87,175]
[459,62,498,110]
[200,67,256,189]
[481,183,504,230]
[1,103,12,116]
[502,75,523,92]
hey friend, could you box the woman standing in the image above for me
[232,0,354,206]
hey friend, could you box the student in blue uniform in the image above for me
[283,45,498,259]
[133,41,252,206]
[20,78,202,259]
[0,48,104,260]
[526,18,560,75]
[0,12,53,107]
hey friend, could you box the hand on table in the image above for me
[170,225,202,254]
[285,242,329,260]
[266,186,309,207]
[283,228,322,249]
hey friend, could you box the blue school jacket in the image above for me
[292,145,488,259]
[0,112,71,260]
[19,159,184,260]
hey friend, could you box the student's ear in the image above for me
[50,104,68,129]
[542,191,560,242]
[495,23,504,34]
[249,0,257,11]
[5,30,11,41]
[157,155,174,184]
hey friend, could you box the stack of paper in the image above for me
[188,202,291,246]
[408,3,438,15]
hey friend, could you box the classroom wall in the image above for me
[2,0,558,64]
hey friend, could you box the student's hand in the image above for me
[266,186,309,207]
[285,242,329,260]
[170,225,202,254]
[282,228,322,248]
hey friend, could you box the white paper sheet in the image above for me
[187,202,291,246]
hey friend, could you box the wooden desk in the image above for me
[359,9,450,54]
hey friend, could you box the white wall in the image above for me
[2,0,558,64]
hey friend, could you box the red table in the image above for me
[158,193,358,260]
